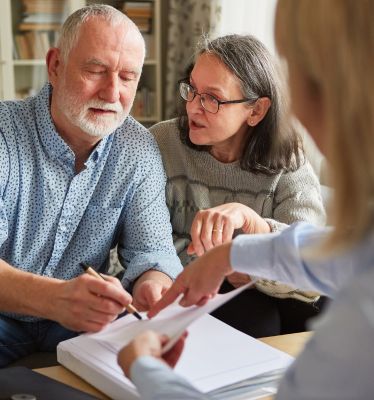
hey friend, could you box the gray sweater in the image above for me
[150,119,326,302]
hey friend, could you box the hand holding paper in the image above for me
[118,330,188,377]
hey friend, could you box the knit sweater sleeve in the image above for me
[255,161,326,302]
[265,160,326,231]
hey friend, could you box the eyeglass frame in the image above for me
[178,79,254,114]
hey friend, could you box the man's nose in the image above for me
[99,74,120,103]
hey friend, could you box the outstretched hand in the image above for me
[148,242,233,318]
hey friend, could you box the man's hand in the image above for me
[53,274,133,332]
[132,270,173,311]
[148,243,233,318]
[118,330,188,378]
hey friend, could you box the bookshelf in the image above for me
[0,0,163,124]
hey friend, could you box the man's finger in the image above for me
[144,283,163,308]
[147,282,185,318]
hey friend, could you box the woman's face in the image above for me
[186,53,253,160]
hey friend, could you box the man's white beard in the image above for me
[58,87,129,138]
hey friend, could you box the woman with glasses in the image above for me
[149,34,325,337]
[120,2,374,398]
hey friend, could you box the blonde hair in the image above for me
[276,0,374,251]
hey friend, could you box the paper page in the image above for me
[175,314,292,392]
[89,281,254,353]
[58,280,294,397]
[58,313,293,397]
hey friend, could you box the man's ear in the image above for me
[247,97,271,126]
[46,47,62,87]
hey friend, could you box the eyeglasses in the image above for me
[179,80,251,114]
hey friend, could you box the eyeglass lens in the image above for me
[179,82,219,113]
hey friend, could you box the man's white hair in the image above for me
[57,4,145,63]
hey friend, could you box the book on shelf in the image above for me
[143,33,155,59]
[22,13,64,24]
[122,1,153,33]
[14,31,54,60]
[14,34,31,59]
[22,0,65,15]
[57,283,293,400]
[18,22,62,31]
[14,0,65,60]
[132,86,156,118]
[20,0,65,28]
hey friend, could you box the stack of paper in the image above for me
[57,284,293,399]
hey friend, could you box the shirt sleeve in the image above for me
[118,138,183,286]
[276,270,374,400]
[131,356,211,400]
[230,222,363,298]
[0,131,9,247]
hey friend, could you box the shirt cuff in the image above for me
[131,356,168,399]
[121,253,183,288]
[230,232,281,279]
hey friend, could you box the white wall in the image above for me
[215,0,277,54]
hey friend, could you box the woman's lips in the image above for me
[189,119,205,130]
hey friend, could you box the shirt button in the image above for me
[60,225,67,232]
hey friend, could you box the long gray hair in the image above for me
[178,34,302,174]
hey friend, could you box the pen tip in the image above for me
[134,311,143,320]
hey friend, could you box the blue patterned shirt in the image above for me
[0,83,182,320]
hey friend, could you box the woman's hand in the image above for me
[187,203,270,257]
[148,243,233,318]
[118,330,188,378]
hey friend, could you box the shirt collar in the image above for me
[35,83,111,165]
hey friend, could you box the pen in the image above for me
[79,262,143,321]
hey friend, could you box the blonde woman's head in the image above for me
[275,0,374,250]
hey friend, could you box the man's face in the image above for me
[52,18,144,138]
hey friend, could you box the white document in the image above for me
[57,283,293,400]
[92,281,255,353]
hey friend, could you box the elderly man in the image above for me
[0,5,182,366]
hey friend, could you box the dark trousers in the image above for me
[211,280,328,338]
[0,315,77,367]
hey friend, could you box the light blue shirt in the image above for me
[0,83,182,321]
[130,222,374,399]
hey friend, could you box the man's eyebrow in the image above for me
[84,58,141,77]
[84,58,107,67]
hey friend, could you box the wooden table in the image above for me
[35,331,312,400]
